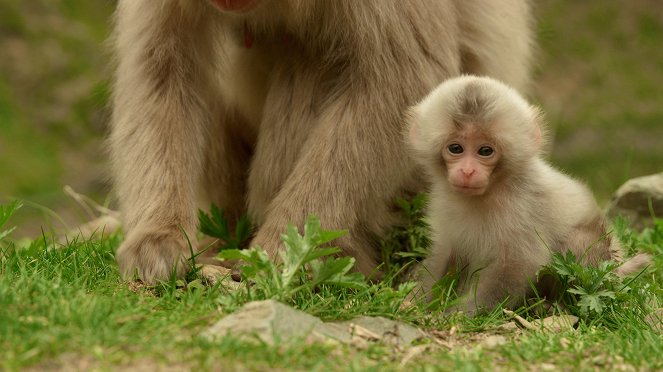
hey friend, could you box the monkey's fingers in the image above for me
[116,230,192,285]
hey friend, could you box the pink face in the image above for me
[442,130,500,196]
[210,0,260,13]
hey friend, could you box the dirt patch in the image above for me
[27,353,189,372]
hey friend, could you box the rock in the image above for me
[606,173,663,230]
[539,363,558,371]
[400,345,436,366]
[480,335,507,348]
[203,300,324,345]
[321,316,427,346]
[503,309,536,330]
[203,300,427,346]
[199,265,239,289]
[530,315,579,333]
[495,321,520,333]
[504,309,578,333]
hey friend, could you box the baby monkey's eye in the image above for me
[448,143,464,154]
[477,146,494,157]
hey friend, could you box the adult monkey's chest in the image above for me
[218,31,341,138]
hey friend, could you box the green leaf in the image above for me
[304,247,342,262]
[595,289,616,299]
[577,294,605,314]
[199,205,253,251]
[394,197,411,214]
[235,215,252,244]
[215,215,365,304]
[315,229,347,246]
[310,258,366,289]
[198,205,230,240]
[568,287,588,296]
[379,194,432,274]
[310,256,353,282]
[217,248,252,262]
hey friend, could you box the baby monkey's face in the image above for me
[441,126,500,196]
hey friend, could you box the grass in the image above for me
[1,202,661,370]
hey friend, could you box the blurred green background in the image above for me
[0,0,662,236]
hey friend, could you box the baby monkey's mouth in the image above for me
[451,184,486,196]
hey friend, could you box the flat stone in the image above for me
[320,316,427,346]
[505,309,578,333]
[203,300,324,345]
[203,300,427,346]
[480,335,507,348]
[606,173,663,230]
[494,321,520,332]
[530,314,579,333]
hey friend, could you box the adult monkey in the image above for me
[110,0,533,283]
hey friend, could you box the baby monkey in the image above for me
[407,75,650,313]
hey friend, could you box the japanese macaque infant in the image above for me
[407,75,650,313]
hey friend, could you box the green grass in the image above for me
[1,203,661,371]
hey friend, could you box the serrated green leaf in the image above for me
[217,248,252,262]
[555,265,576,278]
[577,294,605,314]
[304,247,341,262]
[568,287,588,296]
[201,205,253,251]
[595,289,616,299]
[394,197,411,214]
[324,276,367,289]
[598,260,618,273]
[310,257,353,281]
[198,206,230,240]
[409,194,428,213]
[212,215,365,304]
[235,215,252,243]
[315,230,347,245]
[310,264,366,289]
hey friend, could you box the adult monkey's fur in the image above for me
[110,0,533,283]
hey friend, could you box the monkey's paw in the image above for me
[116,230,192,284]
